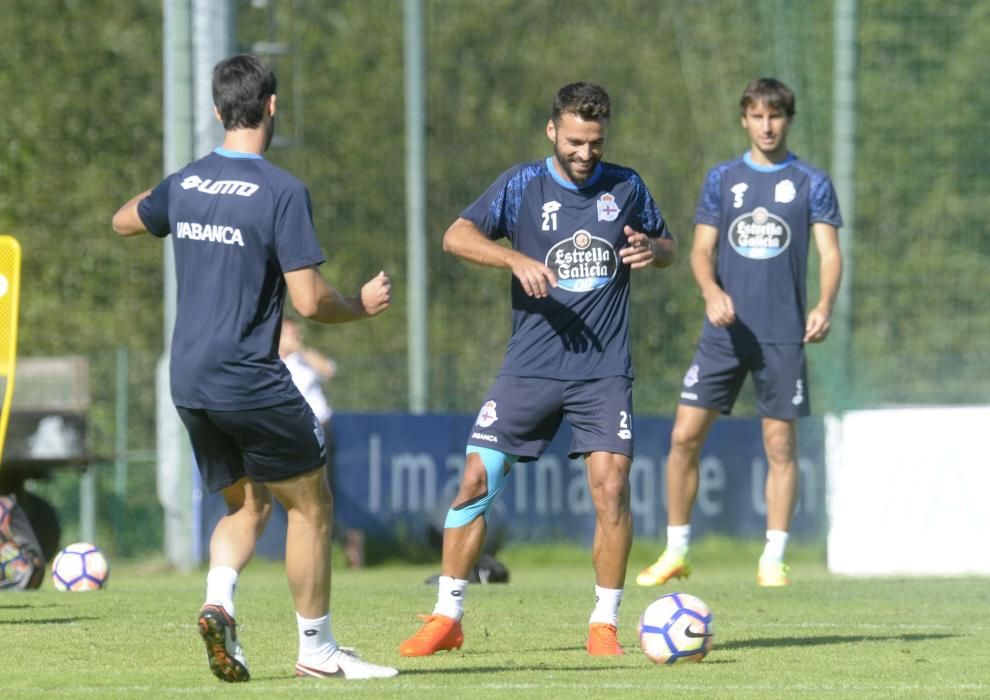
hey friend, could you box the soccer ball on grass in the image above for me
[52,542,109,591]
[638,592,714,664]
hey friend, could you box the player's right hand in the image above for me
[511,256,557,299]
[361,270,391,316]
[703,288,735,327]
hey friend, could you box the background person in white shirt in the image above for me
[279,317,364,568]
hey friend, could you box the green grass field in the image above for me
[1,538,988,698]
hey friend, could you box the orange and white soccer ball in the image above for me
[638,592,714,664]
[52,542,109,591]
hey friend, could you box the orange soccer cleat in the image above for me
[586,622,625,656]
[399,613,464,657]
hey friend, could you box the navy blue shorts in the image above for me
[466,375,634,461]
[678,338,810,419]
[177,395,327,494]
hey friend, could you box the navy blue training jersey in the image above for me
[138,148,326,410]
[696,152,842,344]
[462,157,670,380]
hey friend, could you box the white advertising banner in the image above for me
[826,406,990,576]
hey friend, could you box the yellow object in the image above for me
[0,235,22,471]
[635,549,693,587]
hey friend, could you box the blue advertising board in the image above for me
[200,413,825,559]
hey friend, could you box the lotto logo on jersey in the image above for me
[180,175,259,197]
[727,207,791,260]
[547,230,617,293]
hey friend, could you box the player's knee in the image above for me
[670,424,705,455]
[591,470,630,511]
[763,433,796,467]
[454,453,490,503]
[444,447,516,528]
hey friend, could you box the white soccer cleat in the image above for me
[295,647,398,680]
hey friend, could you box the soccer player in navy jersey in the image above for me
[112,55,397,682]
[636,78,843,589]
[399,82,677,658]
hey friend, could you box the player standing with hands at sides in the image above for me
[636,78,843,589]
[111,55,397,682]
[399,82,676,658]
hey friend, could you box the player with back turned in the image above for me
[636,77,843,589]
[112,54,397,682]
[399,82,677,658]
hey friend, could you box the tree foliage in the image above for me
[0,0,985,466]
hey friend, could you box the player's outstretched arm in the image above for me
[804,222,842,343]
[111,190,152,237]
[285,266,391,324]
[618,225,677,270]
[442,217,557,298]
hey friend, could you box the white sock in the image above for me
[761,530,789,564]
[666,524,691,555]
[296,612,338,664]
[432,575,468,621]
[205,566,238,617]
[589,585,623,626]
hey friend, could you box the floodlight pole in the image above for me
[830,0,857,409]
[160,0,232,571]
[404,0,428,414]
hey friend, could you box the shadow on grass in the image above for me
[718,632,958,650]
[253,663,631,682]
[0,616,101,625]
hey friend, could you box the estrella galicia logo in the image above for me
[547,230,617,293]
[727,207,791,260]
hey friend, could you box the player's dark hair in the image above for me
[212,54,277,130]
[740,77,795,118]
[552,82,611,124]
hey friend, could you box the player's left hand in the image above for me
[804,306,831,343]
[618,226,656,269]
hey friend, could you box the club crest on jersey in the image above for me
[775,179,796,203]
[546,230,617,293]
[727,207,792,260]
[596,193,621,222]
[475,400,498,428]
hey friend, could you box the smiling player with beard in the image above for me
[399,82,677,658]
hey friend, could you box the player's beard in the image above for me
[553,141,598,186]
